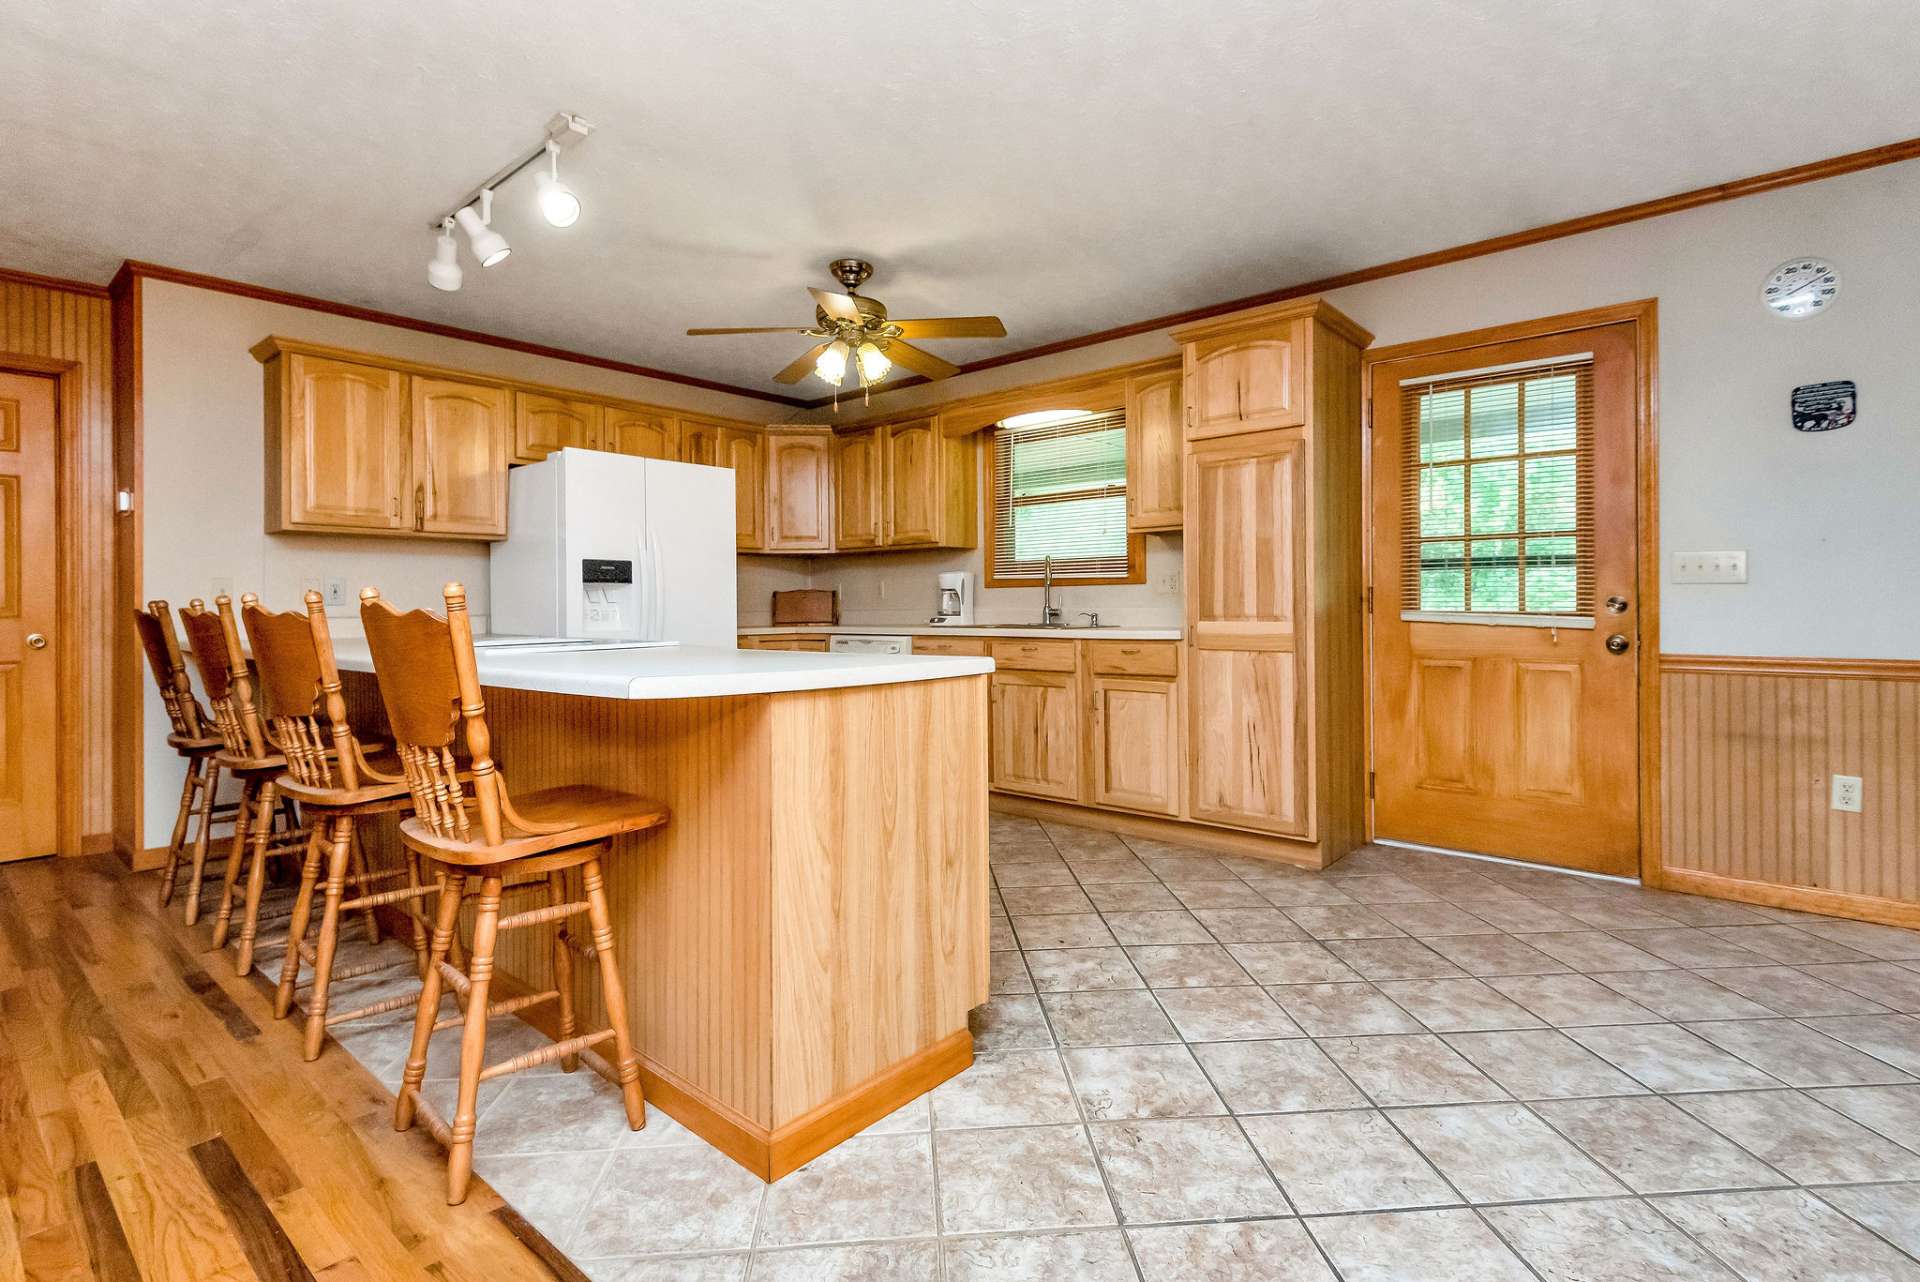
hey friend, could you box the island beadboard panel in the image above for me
[1659,655,1920,927]
[340,670,989,1177]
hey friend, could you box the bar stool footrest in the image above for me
[478,1029,614,1082]
[431,987,560,1033]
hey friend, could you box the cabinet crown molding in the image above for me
[1170,296,1373,349]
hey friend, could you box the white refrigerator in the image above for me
[488,448,737,646]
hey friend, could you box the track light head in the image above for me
[427,218,463,291]
[454,190,511,267]
[535,142,581,228]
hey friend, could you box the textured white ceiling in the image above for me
[5,1,1918,395]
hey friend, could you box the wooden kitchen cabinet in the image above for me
[411,377,510,537]
[989,669,1081,800]
[679,418,724,466]
[602,405,679,460]
[1090,674,1182,815]
[831,427,884,550]
[1182,318,1305,440]
[764,427,833,552]
[264,351,410,533]
[721,426,764,549]
[1126,368,1185,530]
[883,417,976,548]
[514,391,603,462]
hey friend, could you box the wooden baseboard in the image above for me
[1654,866,1920,931]
[126,843,170,872]
[990,794,1334,870]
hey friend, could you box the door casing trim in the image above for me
[1360,299,1661,882]
[0,353,84,858]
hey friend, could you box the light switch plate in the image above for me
[1674,551,1748,584]
[1831,774,1863,813]
[325,578,347,610]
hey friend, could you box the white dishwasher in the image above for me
[828,634,913,656]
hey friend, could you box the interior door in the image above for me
[0,372,58,860]
[1369,322,1640,876]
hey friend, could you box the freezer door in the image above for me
[641,458,737,645]
[554,449,653,638]
[490,455,564,637]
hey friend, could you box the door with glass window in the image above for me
[1369,322,1640,876]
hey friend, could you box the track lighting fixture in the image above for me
[423,112,593,290]
[427,217,463,291]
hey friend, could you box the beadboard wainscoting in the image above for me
[1658,654,1920,927]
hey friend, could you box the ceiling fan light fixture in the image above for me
[455,190,512,267]
[815,339,850,387]
[856,341,891,383]
[535,142,581,228]
[427,218,464,291]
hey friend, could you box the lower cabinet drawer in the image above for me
[990,638,1079,672]
[913,636,991,657]
[1088,640,1179,677]
[747,636,829,651]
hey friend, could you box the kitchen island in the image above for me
[331,640,993,1181]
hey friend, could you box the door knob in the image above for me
[1605,633,1630,655]
[1605,595,1629,614]
[26,633,47,650]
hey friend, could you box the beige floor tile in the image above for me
[1225,941,1361,985]
[989,949,1034,995]
[1420,932,1571,976]
[1323,938,1467,980]
[1589,969,1776,1021]
[1817,1182,1920,1258]
[1523,931,1672,972]
[990,860,1076,888]
[1801,961,1920,1011]
[1241,1109,1455,1214]
[1165,880,1269,909]
[1089,1117,1288,1224]
[1658,1189,1920,1282]
[1375,978,1546,1032]
[1099,910,1215,945]
[1011,912,1116,950]
[1701,965,1891,1017]
[1283,905,1408,941]
[755,1133,936,1248]
[1154,986,1302,1041]
[1317,1034,1508,1107]
[1802,1014,1920,1074]
[1041,990,1179,1047]
[935,1124,1116,1234]
[1685,1018,1917,1086]
[1565,1023,1783,1092]
[571,1144,766,1256]
[999,884,1096,915]
[1084,881,1182,912]
[943,1230,1137,1282]
[1482,1198,1739,1281]
[1128,1220,1333,1282]
[1674,1089,1920,1184]
[1372,901,1501,938]
[1187,907,1308,943]
[1703,925,1877,964]
[749,1239,941,1281]
[1191,1039,1368,1114]
[1389,1102,1623,1203]
[1482,973,1661,1027]
[1125,943,1255,988]
[969,994,1055,1050]
[931,1049,1079,1130]
[1443,1029,1647,1099]
[1805,1083,1920,1150]
[1308,1208,1535,1282]
[1528,1095,1784,1193]
[1065,1044,1226,1120]
[585,1252,750,1282]
[1023,947,1143,993]
[1266,981,1423,1036]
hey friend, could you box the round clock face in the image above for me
[1763,258,1840,319]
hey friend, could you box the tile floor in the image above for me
[316,816,1920,1280]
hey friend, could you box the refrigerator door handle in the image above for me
[650,539,666,640]
[637,532,655,638]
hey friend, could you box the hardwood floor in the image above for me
[0,853,569,1282]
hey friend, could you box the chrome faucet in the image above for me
[1040,556,1062,627]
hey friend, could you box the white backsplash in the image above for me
[737,533,1185,630]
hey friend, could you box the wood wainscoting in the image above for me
[1656,654,1920,928]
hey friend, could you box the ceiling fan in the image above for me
[687,258,1006,395]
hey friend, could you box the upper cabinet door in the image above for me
[1126,369,1184,531]
[883,417,943,545]
[514,391,602,462]
[764,429,833,552]
[603,407,679,460]
[412,377,509,538]
[1184,322,1304,440]
[720,427,764,549]
[680,419,722,466]
[281,354,408,531]
[831,427,883,550]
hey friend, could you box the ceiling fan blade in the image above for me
[885,340,961,380]
[773,342,831,385]
[889,316,1008,339]
[686,326,819,336]
[808,287,863,323]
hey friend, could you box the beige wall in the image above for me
[137,278,797,846]
[811,158,1920,662]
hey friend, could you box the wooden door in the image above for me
[411,377,509,537]
[989,670,1080,799]
[1091,676,1181,815]
[1185,432,1310,836]
[720,428,764,549]
[680,420,723,466]
[604,407,679,460]
[0,372,57,860]
[1185,323,1303,440]
[883,418,944,545]
[765,429,832,552]
[513,392,602,462]
[832,427,884,550]
[281,354,408,531]
[1370,322,1641,876]
[1126,369,1184,530]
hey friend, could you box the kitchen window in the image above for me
[1401,360,1595,619]
[986,408,1144,586]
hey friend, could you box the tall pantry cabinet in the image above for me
[1171,298,1372,866]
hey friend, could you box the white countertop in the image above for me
[329,639,993,701]
[740,624,1185,641]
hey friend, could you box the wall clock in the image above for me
[1762,258,1840,319]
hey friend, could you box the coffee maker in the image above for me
[930,571,974,625]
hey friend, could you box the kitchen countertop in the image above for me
[328,638,993,701]
[740,624,1185,641]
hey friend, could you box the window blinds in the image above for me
[1401,360,1595,616]
[991,408,1131,579]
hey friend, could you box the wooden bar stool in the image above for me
[134,599,241,921]
[361,582,669,1204]
[243,590,445,1060]
[178,595,311,975]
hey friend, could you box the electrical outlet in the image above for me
[325,578,347,610]
[1831,774,1863,813]
[1673,551,1747,584]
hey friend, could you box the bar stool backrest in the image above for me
[241,591,366,791]
[360,582,502,847]
[135,600,207,739]
[179,595,270,761]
